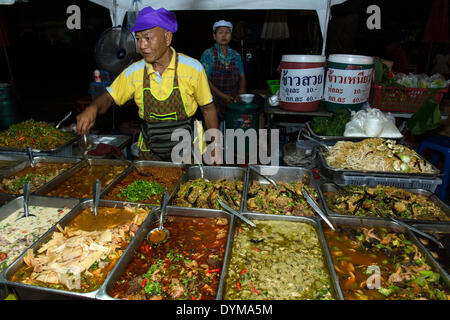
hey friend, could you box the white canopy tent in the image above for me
[89,0,347,55]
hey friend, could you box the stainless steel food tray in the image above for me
[317,183,450,230]
[219,213,344,300]
[0,198,154,300]
[34,158,132,200]
[0,134,81,158]
[317,146,443,192]
[305,121,403,142]
[96,206,234,300]
[101,160,190,204]
[0,156,82,198]
[243,164,324,216]
[170,165,248,212]
[323,216,450,299]
[0,195,81,299]
[0,154,27,174]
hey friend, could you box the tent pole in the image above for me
[321,0,331,56]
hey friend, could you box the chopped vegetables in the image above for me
[118,180,166,203]
[0,119,75,150]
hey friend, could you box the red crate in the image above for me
[369,84,448,113]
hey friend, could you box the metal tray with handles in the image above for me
[0,198,154,300]
[95,206,234,300]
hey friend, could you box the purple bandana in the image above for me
[130,6,177,33]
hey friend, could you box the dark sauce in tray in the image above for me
[44,164,126,198]
[109,215,229,300]
[323,225,450,300]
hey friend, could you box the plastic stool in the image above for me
[417,135,450,203]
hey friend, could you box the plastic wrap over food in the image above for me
[344,106,402,138]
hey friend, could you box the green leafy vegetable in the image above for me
[118,180,166,202]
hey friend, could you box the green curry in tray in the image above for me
[224,220,334,300]
[0,119,76,150]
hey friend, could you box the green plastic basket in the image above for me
[267,80,280,95]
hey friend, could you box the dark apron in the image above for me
[138,54,195,161]
[211,46,241,120]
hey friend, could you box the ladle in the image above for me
[55,111,72,129]
[26,145,35,168]
[218,199,256,227]
[387,215,444,249]
[16,182,35,221]
[249,166,278,189]
[92,179,101,216]
[302,187,335,231]
[147,191,170,245]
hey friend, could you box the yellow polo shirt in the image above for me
[106,47,213,119]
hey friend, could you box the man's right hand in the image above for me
[76,92,115,135]
[76,104,98,135]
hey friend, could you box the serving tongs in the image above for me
[147,191,170,245]
[26,145,35,168]
[55,111,72,129]
[387,215,444,249]
[91,179,101,216]
[302,187,335,231]
[301,131,332,152]
[249,166,278,189]
[16,182,35,221]
[218,199,256,227]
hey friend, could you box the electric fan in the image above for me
[94,25,136,77]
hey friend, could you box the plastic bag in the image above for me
[344,107,402,138]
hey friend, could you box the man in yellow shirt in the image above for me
[76,6,219,162]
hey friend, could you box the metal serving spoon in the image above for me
[387,215,444,249]
[249,166,278,189]
[302,187,335,231]
[91,179,101,216]
[16,182,36,221]
[191,148,209,182]
[82,134,94,166]
[55,111,72,129]
[218,199,256,227]
[26,145,35,168]
[147,191,170,245]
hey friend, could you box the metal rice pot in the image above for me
[321,216,450,299]
[171,165,248,212]
[219,213,344,300]
[0,195,80,299]
[34,158,132,200]
[243,164,324,215]
[317,182,450,230]
[0,198,154,300]
[95,206,234,300]
[101,160,190,203]
[0,156,82,198]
